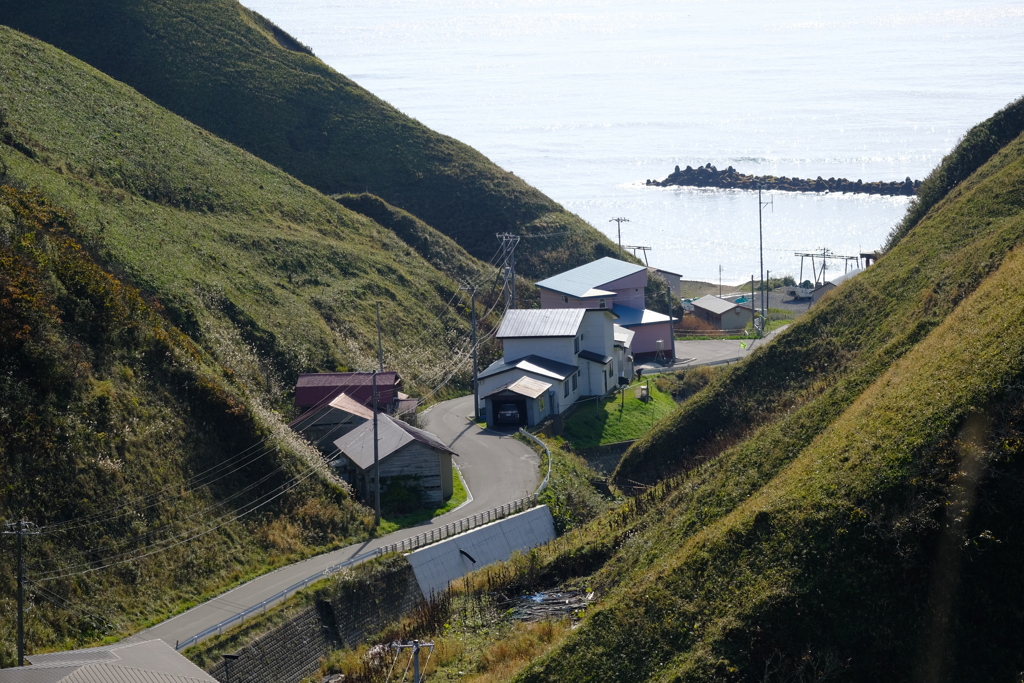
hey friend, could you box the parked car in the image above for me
[496,403,521,423]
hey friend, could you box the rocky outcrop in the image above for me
[647,163,921,196]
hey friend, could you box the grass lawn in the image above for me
[377,466,469,535]
[561,383,678,450]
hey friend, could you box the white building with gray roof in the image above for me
[477,307,632,428]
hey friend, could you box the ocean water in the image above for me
[241,0,1024,283]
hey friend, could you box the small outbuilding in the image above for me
[331,413,454,505]
[0,639,218,683]
[294,372,402,412]
[288,391,373,457]
[691,295,753,331]
[483,376,553,429]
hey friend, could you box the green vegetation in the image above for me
[561,385,678,450]
[885,95,1024,251]
[0,182,370,664]
[376,467,469,535]
[1,0,623,279]
[0,24,497,661]
[286,102,1024,681]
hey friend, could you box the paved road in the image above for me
[130,396,540,649]
[637,324,791,374]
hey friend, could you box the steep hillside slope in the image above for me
[0,183,368,666]
[0,0,621,278]
[0,26,499,404]
[434,106,1024,681]
[0,25,508,663]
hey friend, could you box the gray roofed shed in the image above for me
[0,640,218,683]
[534,257,646,298]
[496,308,586,338]
[332,413,453,471]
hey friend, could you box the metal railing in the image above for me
[175,490,544,651]
[374,494,538,556]
[519,428,552,494]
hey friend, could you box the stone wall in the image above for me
[205,556,424,683]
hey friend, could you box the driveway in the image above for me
[129,395,540,649]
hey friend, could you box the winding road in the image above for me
[129,395,540,649]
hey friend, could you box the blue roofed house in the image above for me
[534,257,675,361]
[477,307,633,427]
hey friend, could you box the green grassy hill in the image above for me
[0,24,508,663]
[0,0,622,278]
[420,103,1024,681]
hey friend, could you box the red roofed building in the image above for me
[294,372,403,412]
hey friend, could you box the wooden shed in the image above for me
[330,413,454,505]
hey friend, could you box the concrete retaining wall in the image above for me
[205,558,423,683]
[406,506,556,598]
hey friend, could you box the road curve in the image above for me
[129,395,540,649]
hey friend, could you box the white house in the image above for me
[477,307,631,427]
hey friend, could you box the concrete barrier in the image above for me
[406,506,556,598]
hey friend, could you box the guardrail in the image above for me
[373,494,538,556]
[175,491,544,651]
[519,428,552,494]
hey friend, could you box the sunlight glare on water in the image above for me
[241,0,1024,282]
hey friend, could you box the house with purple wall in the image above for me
[534,257,675,361]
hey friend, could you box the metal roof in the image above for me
[288,391,374,428]
[613,324,635,347]
[484,376,552,400]
[612,304,673,327]
[478,355,578,382]
[691,295,749,316]
[332,413,453,471]
[0,640,219,683]
[534,257,646,298]
[497,308,586,338]
[578,350,612,365]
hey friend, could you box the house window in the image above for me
[572,373,578,391]
[599,298,606,309]
[574,336,580,353]
[562,295,569,304]
[564,381,569,398]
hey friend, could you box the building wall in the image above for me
[380,442,445,504]
[540,290,601,309]
[580,310,616,359]
[721,306,751,331]
[627,322,675,357]
[502,336,576,366]
[614,344,634,381]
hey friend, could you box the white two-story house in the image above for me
[477,307,633,427]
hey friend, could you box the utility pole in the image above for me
[372,302,383,526]
[609,217,630,259]
[392,640,434,683]
[719,265,723,297]
[765,269,770,331]
[4,520,38,666]
[376,301,384,373]
[461,283,480,420]
[757,186,773,320]
[751,275,756,334]
[496,233,520,308]
[372,371,380,526]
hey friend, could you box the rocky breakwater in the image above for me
[647,163,921,196]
